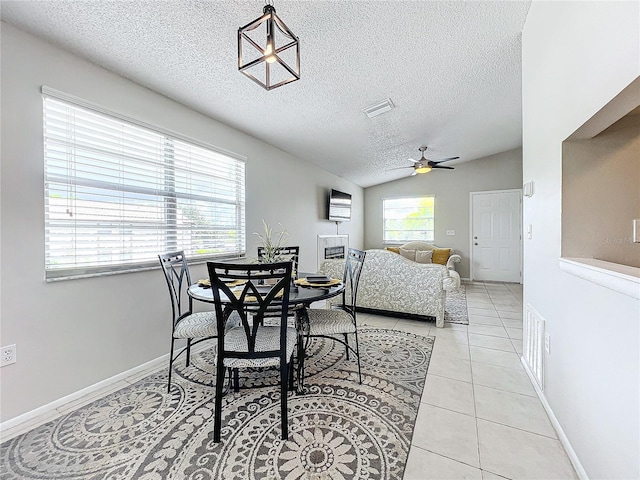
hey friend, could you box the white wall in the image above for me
[0,23,363,422]
[522,2,639,478]
[364,149,522,279]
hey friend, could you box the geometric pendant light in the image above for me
[238,1,300,90]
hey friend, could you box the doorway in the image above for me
[470,189,522,282]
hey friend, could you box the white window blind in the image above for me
[43,92,246,280]
[383,196,435,243]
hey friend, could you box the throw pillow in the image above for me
[399,247,416,261]
[415,249,433,264]
[432,247,451,265]
[386,246,400,254]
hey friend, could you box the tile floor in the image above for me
[358,281,578,480]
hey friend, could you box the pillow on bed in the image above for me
[386,246,400,254]
[415,249,433,264]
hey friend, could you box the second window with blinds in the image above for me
[43,91,246,281]
[382,196,435,244]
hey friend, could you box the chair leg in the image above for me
[185,338,192,367]
[354,329,362,384]
[214,359,226,443]
[167,337,176,393]
[297,332,305,394]
[280,358,289,440]
[288,353,295,391]
[233,368,240,392]
[344,333,350,360]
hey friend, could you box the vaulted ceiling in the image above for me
[0,1,531,187]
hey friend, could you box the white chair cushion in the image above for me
[307,308,356,336]
[174,311,218,338]
[174,311,241,339]
[222,326,297,368]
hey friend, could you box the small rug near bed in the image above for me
[445,284,469,325]
[1,328,434,480]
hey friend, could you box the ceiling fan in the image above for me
[394,146,459,176]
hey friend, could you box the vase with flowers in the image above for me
[254,219,289,263]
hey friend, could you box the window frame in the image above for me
[42,86,246,281]
[382,195,436,244]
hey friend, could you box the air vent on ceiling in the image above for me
[363,98,394,118]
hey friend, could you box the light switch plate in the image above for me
[446,230,455,236]
[634,219,640,243]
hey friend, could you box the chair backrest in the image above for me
[257,246,299,278]
[207,261,293,359]
[341,248,366,315]
[158,251,193,328]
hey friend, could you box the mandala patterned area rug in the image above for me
[0,328,434,480]
[445,284,469,325]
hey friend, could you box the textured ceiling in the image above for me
[1,0,531,187]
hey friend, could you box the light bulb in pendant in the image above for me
[264,43,277,63]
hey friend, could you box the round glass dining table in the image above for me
[187,277,344,394]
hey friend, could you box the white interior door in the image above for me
[471,190,522,282]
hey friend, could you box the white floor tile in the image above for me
[481,470,510,479]
[468,334,515,353]
[468,307,499,318]
[412,404,480,468]
[471,363,535,397]
[474,385,557,438]
[431,327,469,345]
[468,315,503,326]
[500,318,523,328]
[497,310,522,320]
[432,339,471,361]
[469,346,522,370]
[468,325,509,338]
[421,374,475,416]
[428,353,472,383]
[505,327,523,340]
[404,448,482,479]
[477,419,577,479]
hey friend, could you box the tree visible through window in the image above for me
[383,196,435,243]
[43,91,246,280]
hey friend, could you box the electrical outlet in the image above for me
[1,344,16,367]
[446,230,455,236]
[544,334,550,354]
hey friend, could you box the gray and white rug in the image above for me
[445,284,468,325]
[0,328,434,480]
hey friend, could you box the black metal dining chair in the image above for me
[207,260,296,442]
[302,248,366,387]
[159,251,231,393]
[257,246,300,279]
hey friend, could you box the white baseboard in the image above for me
[520,357,589,480]
[0,352,170,440]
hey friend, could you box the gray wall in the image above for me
[363,149,523,279]
[0,23,363,422]
[523,2,639,478]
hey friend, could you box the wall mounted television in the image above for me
[328,189,352,222]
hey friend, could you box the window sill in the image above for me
[559,257,640,299]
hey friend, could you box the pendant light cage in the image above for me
[238,4,300,90]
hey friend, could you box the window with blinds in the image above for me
[43,91,246,280]
[383,196,435,243]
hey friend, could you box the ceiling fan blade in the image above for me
[431,165,455,170]
[431,156,460,164]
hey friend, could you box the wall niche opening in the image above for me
[562,77,640,271]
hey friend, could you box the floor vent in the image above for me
[523,304,545,390]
